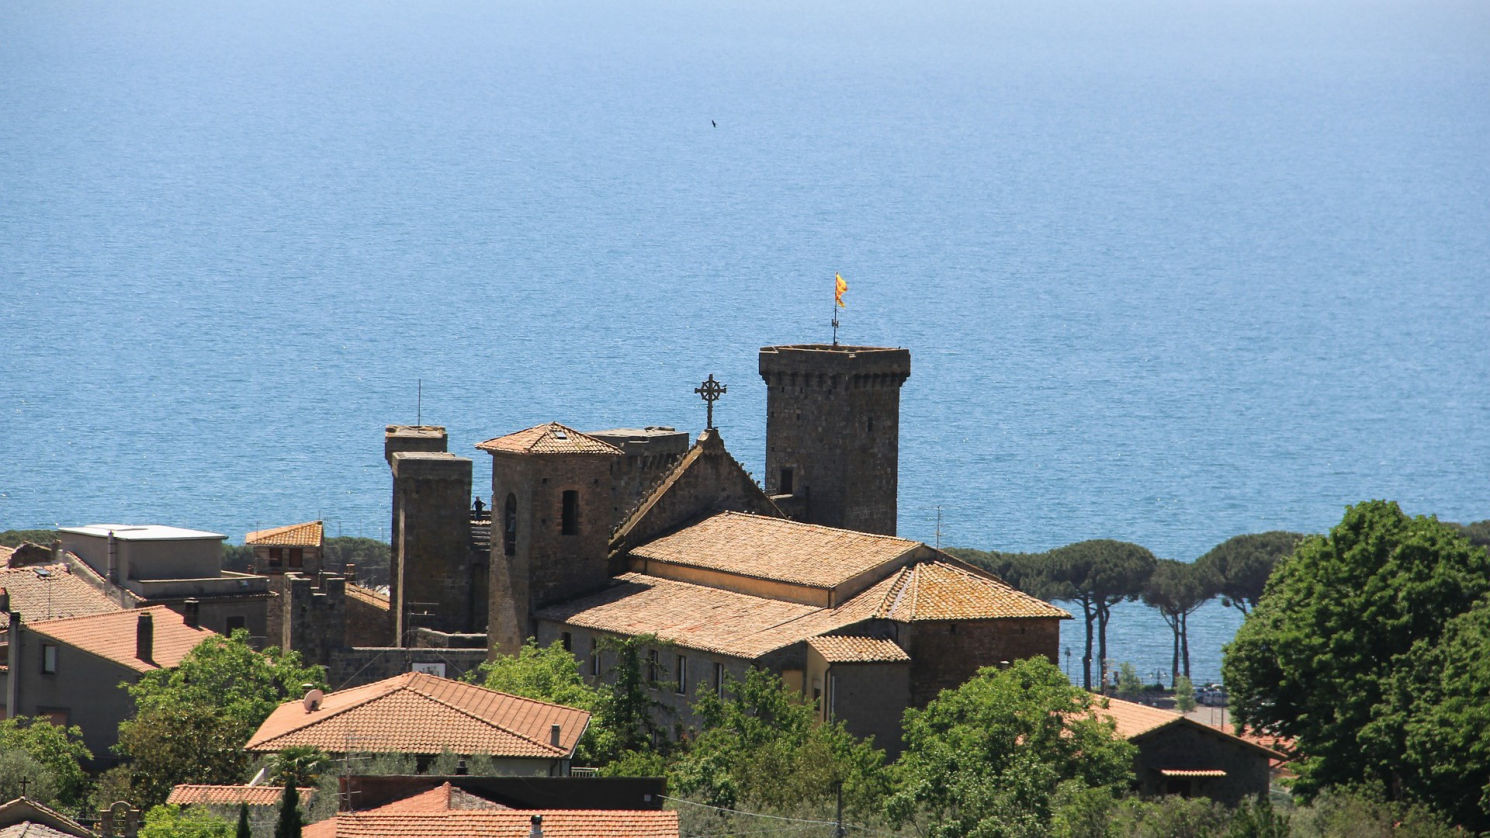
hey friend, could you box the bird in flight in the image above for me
[711,120,716,127]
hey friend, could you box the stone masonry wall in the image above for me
[905,618,1061,706]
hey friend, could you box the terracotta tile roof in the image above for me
[0,822,84,838]
[631,512,918,590]
[0,563,122,630]
[27,605,215,673]
[304,810,680,838]
[1096,697,1286,759]
[362,783,506,813]
[475,423,622,456]
[167,785,316,807]
[0,545,14,565]
[346,584,390,609]
[246,672,590,758]
[0,798,95,838]
[245,521,324,548]
[869,561,1071,621]
[807,635,910,663]
[538,573,879,659]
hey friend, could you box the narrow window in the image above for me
[41,644,57,674]
[268,547,283,568]
[779,467,794,495]
[713,662,725,698]
[561,490,579,535]
[561,631,573,652]
[590,637,601,677]
[289,548,304,569]
[674,654,687,695]
[647,649,659,686]
[503,494,518,556]
[826,674,837,721]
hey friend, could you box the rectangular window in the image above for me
[36,707,68,727]
[590,637,601,677]
[41,644,57,674]
[779,467,794,495]
[674,654,687,695]
[561,491,579,535]
[713,662,725,698]
[561,631,573,652]
[647,649,659,686]
[288,548,304,569]
[225,616,247,633]
[268,547,283,568]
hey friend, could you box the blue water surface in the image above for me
[3,0,1487,684]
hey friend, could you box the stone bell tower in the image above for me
[759,344,911,536]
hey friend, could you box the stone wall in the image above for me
[904,618,1061,706]
[281,573,346,669]
[327,646,488,689]
[344,583,392,647]
[1131,722,1274,805]
[390,451,476,639]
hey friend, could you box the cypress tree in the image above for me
[274,780,301,838]
[236,802,251,838]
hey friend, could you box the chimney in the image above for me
[136,611,154,662]
[528,814,543,838]
[50,539,61,563]
[343,563,357,584]
[549,724,561,748]
[183,598,200,629]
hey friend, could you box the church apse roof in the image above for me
[629,511,918,592]
[475,423,622,456]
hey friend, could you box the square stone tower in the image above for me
[759,344,911,536]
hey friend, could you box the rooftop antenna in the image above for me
[935,505,942,549]
[417,379,422,426]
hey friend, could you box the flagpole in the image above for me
[831,273,840,346]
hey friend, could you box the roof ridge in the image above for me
[248,675,414,750]
[399,688,569,757]
[405,671,593,716]
[716,511,920,544]
[27,603,177,629]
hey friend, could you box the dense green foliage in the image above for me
[1142,558,1214,682]
[138,804,235,838]
[274,781,303,838]
[670,668,888,817]
[268,746,332,787]
[0,716,92,810]
[116,630,326,809]
[887,658,1137,837]
[0,528,56,547]
[323,536,392,587]
[1223,501,1490,827]
[1195,532,1304,616]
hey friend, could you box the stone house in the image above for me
[0,604,215,763]
[1096,697,1284,804]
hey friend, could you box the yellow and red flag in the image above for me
[835,272,847,307]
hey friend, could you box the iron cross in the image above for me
[695,374,726,430]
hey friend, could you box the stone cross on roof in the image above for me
[695,374,726,430]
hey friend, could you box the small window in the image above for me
[561,632,573,652]
[37,707,68,727]
[590,637,601,677]
[268,547,283,568]
[779,467,794,495]
[561,490,579,535]
[225,616,247,633]
[288,548,304,569]
[713,662,725,698]
[646,650,659,686]
[674,654,687,695]
[41,644,58,674]
[504,494,518,557]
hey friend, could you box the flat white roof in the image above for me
[61,524,226,541]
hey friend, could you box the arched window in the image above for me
[503,494,518,557]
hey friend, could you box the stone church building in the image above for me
[381,343,1068,749]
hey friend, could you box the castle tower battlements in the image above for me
[759,344,911,536]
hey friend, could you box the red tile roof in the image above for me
[807,635,910,663]
[476,423,622,456]
[245,521,324,548]
[303,810,679,838]
[167,785,316,807]
[1095,697,1286,759]
[246,672,590,759]
[0,563,122,630]
[360,783,506,813]
[27,605,215,673]
[870,560,1071,621]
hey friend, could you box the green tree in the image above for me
[1173,674,1196,713]
[138,804,234,838]
[235,803,251,838]
[322,536,391,588]
[1223,501,1490,820]
[1195,531,1303,616]
[269,746,332,787]
[887,658,1136,837]
[473,638,605,712]
[1048,540,1156,691]
[0,529,56,547]
[274,781,302,838]
[117,703,258,810]
[1141,559,1215,682]
[1115,662,1143,700]
[669,668,887,818]
[0,750,60,807]
[0,716,92,809]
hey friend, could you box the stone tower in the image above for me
[759,344,911,536]
[477,423,622,657]
[385,425,478,643]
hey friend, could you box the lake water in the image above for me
[3,0,1487,685]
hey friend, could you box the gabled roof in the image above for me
[245,521,324,548]
[608,429,781,555]
[1095,697,1285,759]
[245,672,590,759]
[630,512,917,591]
[359,783,506,813]
[807,635,910,663]
[869,560,1071,621]
[26,605,214,673]
[0,562,122,630]
[475,423,622,456]
[303,809,680,838]
[167,784,317,807]
[0,798,95,838]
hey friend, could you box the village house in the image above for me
[1096,696,1285,804]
